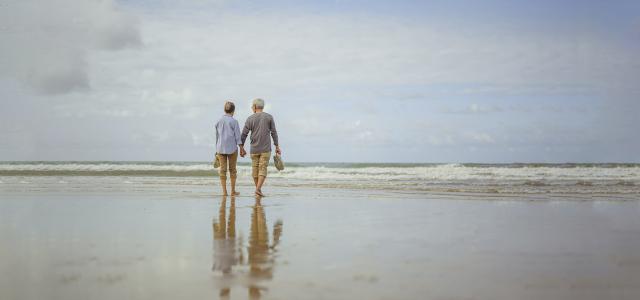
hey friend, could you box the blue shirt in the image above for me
[215,114,241,154]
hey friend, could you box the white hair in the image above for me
[252,98,265,109]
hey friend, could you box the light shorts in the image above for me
[216,151,238,180]
[250,152,271,178]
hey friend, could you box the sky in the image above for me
[1,0,639,163]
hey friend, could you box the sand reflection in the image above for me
[212,196,283,299]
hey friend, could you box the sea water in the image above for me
[1,162,639,200]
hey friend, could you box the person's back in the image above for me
[243,112,277,154]
[214,101,241,196]
[215,115,241,155]
[240,98,281,197]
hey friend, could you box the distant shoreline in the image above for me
[1,161,639,166]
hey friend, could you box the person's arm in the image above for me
[239,119,250,157]
[240,119,250,146]
[233,119,242,147]
[270,117,281,155]
[214,122,219,150]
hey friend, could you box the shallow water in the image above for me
[1,186,640,300]
[2,162,639,198]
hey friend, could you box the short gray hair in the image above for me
[224,101,235,113]
[252,98,265,109]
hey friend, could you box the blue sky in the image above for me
[1,0,639,162]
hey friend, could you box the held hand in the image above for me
[275,146,282,156]
[239,147,246,157]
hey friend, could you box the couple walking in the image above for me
[214,98,281,197]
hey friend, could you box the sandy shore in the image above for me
[1,186,640,300]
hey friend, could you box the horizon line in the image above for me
[1,160,639,164]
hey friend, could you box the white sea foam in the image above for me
[265,165,640,182]
[0,162,639,181]
[1,162,639,197]
[0,163,212,172]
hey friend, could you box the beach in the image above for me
[1,163,640,299]
[4,0,640,299]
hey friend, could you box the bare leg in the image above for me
[253,176,258,187]
[219,153,229,196]
[220,178,228,196]
[255,175,266,196]
[230,177,239,195]
[229,151,239,195]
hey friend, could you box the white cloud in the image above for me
[444,103,504,114]
[466,132,495,144]
[82,9,638,100]
[191,132,212,147]
[421,130,496,147]
[52,6,638,120]
[0,0,140,95]
[1,2,639,162]
[426,134,455,146]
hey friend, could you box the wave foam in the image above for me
[1,163,639,181]
[1,162,639,196]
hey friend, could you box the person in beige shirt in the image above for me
[240,98,281,197]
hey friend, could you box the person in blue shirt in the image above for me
[215,101,242,196]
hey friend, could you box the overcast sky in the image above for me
[1,0,639,162]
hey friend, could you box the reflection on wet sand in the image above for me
[212,196,241,299]
[212,196,283,299]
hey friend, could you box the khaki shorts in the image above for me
[217,151,238,180]
[251,152,271,178]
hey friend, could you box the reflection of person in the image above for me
[211,195,283,300]
[212,196,240,299]
[215,101,242,196]
[248,196,283,300]
[239,98,281,197]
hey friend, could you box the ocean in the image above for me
[2,162,640,299]
[1,162,639,200]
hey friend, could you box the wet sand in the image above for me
[1,187,640,300]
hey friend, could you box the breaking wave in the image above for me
[1,162,639,197]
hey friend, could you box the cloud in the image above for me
[465,132,495,144]
[422,130,496,147]
[443,103,504,114]
[50,5,638,114]
[1,2,639,162]
[0,0,141,95]
[69,7,639,124]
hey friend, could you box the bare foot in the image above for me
[255,189,264,197]
[230,191,240,196]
